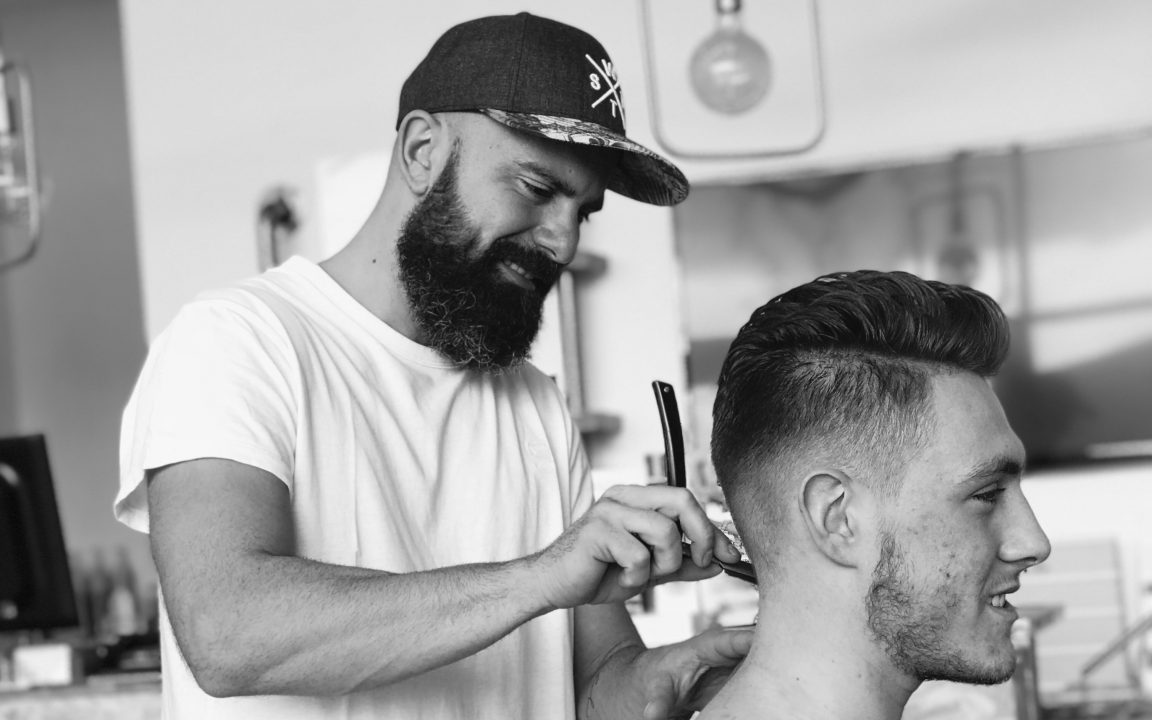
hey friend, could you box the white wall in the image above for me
[1024,464,1152,617]
[0,0,151,578]
[653,0,1152,182]
[0,274,14,430]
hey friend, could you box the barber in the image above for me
[116,12,751,720]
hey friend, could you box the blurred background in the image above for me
[0,1,1149,718]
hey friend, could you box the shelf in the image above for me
[574,412,621,436]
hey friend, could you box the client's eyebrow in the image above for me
[958,455,1025,485]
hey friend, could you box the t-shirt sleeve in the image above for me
[115,294,299,534]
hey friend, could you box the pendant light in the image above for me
[689,0,772,115]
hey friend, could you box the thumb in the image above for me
[643,674,676,720]
[692,626,754,665]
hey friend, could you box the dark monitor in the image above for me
[995,313,1152,469]
[0,434,78,633]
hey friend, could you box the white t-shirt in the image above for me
[116,256,593,720]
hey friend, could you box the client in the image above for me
[703,270,1051,720]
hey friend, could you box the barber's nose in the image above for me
[1000,491,1052,569]
[533,208,581,266]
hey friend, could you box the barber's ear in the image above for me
[396,110,443,196]
[799,470,861,568]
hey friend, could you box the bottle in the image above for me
[68,552,93,639]
[114,549,139,613]
[1011,617,1040,720]
[106,547,140,638]
[87,548,112,642]
[644,452,667,485]
[139,580,159,635]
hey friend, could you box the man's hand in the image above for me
[637,626,754,720]
[532,485,743,609]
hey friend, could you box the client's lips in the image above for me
[988,583,1020,609]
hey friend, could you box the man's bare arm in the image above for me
[148,458,730,698]
[575,602,648,719]
[148,458,549,697]
[573,570,753,719]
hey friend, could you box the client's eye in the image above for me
[973,487,1006,504]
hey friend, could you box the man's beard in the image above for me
[865,532,1015,685]
[396,150,562,372]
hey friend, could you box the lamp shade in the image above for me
[689,10,772,115]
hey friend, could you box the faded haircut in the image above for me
[711,270,1010,574]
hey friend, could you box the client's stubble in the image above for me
[866,531,1015,685]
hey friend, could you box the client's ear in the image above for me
[799,470,862,568]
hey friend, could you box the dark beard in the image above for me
[396,148,563,372]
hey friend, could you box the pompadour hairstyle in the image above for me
[711,270,1010,572]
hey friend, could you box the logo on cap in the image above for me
[586,55,625,128]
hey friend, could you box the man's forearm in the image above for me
[171,552,549,697]
[579,640,649,720]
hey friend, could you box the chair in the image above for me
[1009,538,1151,717]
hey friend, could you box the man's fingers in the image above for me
[631,512,685,577]
[712,525,743,564]
[542,485,739,609]
[601,528,655,589]
[654,559,722,586]
[599,485,738,568]
[692,626,755,665]
[592,511,684,588]
[591,498,686,577]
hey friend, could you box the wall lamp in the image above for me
[0,40,41,274]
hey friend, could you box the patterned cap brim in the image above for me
[480,109,688,206]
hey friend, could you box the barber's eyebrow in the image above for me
[958,455,1026,485]
[516,160,605,211]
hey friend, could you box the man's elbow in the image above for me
[182,651,254,698]
[193,665,247,699]
[176,610,266,698]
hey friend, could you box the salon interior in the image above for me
[0,1,1150,718]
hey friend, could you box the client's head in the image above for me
[712,270,1050,686]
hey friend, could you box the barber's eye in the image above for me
[973,487,1006,504]
[521,180,553,200]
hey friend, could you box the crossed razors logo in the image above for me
[586,54,625,127]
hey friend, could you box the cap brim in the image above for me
[480,109,688,206]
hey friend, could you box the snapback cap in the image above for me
[397,12,688,206]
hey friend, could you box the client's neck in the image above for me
[699,586,919,720]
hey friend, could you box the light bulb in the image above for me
[689,2,771,115]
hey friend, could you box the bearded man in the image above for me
[701,270,1051,720]
[116,12,750,720]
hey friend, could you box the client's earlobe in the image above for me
[800,470,859,568]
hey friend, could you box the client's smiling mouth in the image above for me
[988,583,1019,609]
